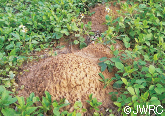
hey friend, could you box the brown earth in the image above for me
[16,1,128,115]
[82,2,121,32]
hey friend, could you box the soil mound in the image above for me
[82,2,121,32]
[17,43,124,114]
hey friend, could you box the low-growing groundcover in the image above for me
[98,0,165,115]
[0,0,165,116]
[0,0,91,78]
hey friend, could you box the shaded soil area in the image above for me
[16,1,127,115]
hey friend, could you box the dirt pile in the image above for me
[83,2,121,32]
[17,42,126,114]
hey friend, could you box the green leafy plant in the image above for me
[39,91,53,115]
[0,86,17,116]
[16,93,39,116]
[99,72,113,88]
[73,21,94,49]
[87,94,102,114]
[0,0,92,80]
[99,0,165,115]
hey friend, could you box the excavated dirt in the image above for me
[82,2,121,32]
[17,41,125,115]
[17,2,129,115]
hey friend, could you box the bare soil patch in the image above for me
[82,2,121,32]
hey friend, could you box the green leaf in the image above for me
[113,50,119,56]
[74,101,82,109]
[2,108,16,116]
[80,42,87,49]
[32,40,39,44]
[139,4,146,8]
[121,78,128,85]
[75,34,80,37]
[155,68,162,73]
[59,102,70,109]
[156,84,163,88]
[149,85,155,90]
[114,102,121,107]
[6,43,14,50]
[71,22,79,31]
[33,96,40,103]
[113,82,122,89]
[25,107,37,115]
[115,62,124,70]
[74,40,79,44]
[76,113,82,116]
[145,41,150,46]
[42,97,50,108]
[11,33,20,40]
[124,41,130,48]
[60,29,69,36]
[153,54,158,61]
[141,91,149,101]
[123,73,128,76]
[115,81,123,84]
[135,88,140,96]
[143,55,150,61]
[99,57,107,61]
[149,65,155,74]
[145,73,152,77]
[55,28,61,32]
[8,71,15,79]
[98,62,107,72]
[55,33,63,39]
[110,57,121,62]
[134,84,145,88]
[125,97,131,103]
[99,73,105,81]
[0,52,3,59]
[27,92,35,103]
[89,94,93,100]
[110,93,117,102]
[155,87,163,94]
[135,79,146,84]
[5,97,17,106]
[161,112,165,116]
[104,60,111,64]
[1,89,17,106]
[150,97,160,106]
[127,87,135,95]
[45,91,51,103]
[53,107,60,116]
[79,37,85,42]
[9,49,16,56]
[105,15,111,20]
[107,64,113,72]
[0,85,5,93]
[17,96,25,108]
[88,32,95,35]
[92,98,97,104]
[110,45,114,50]
[132,95,138,101]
